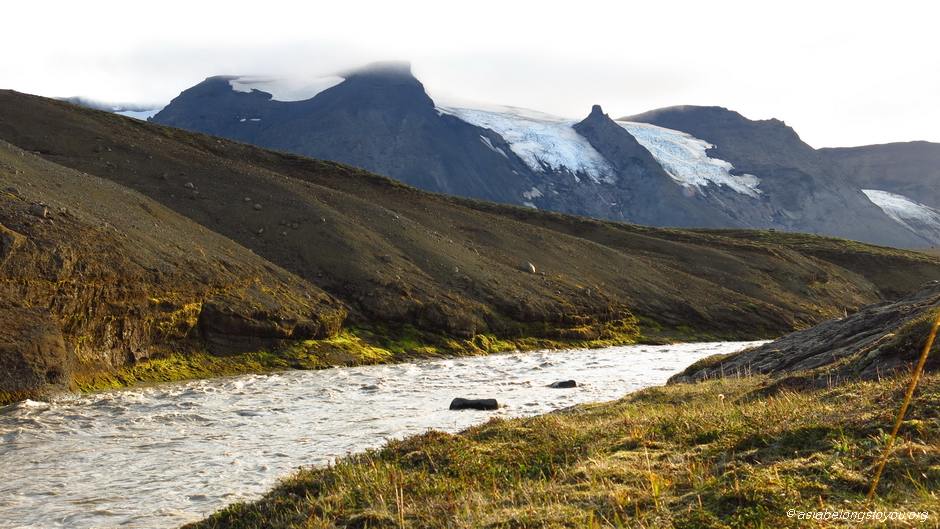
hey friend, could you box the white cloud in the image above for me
[3,0,938,147]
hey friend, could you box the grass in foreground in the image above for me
[187,374,939,529]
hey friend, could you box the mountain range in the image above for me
[145,62,940,249]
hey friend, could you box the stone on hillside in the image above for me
[28,204,48,218]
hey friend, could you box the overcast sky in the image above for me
[4,0,938,147]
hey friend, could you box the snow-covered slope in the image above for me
[436,102,761,197]
[617,121,761,197]
[437,105,616,184]
[862,189,940,242]
[228,75,345,102]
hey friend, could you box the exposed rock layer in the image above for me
[671,281,940,384]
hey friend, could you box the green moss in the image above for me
[72,349,289,393]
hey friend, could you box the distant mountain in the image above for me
[60,96,162,120]
[820,142,940,241]
[623,106,934,247]
[821,142,940,208]
[148,63,936,248]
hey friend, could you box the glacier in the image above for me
[436,102,762,196]
[617,121,762,197]
[862,189,940,238]
[436,105,617,184]
[228,75,345,102]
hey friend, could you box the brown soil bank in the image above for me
[1,90,939,402]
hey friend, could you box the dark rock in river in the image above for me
[548,380,577,388]
[449,397,499,410]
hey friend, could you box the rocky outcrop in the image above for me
[0,307,71,400]
[671,281,940,385]
[197,290,343,354]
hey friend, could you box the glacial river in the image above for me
[0,341,761,529]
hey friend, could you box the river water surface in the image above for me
[0,341,761,529]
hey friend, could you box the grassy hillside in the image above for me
[187,373,939,529]
[2,90,940,402]
[0,140,346,403]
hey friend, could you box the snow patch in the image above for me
[437,105,616,184]
[862,189,940,238]
[479,135,508,158]
[617,121,762,197]
[522,187,543,200]
[228,75,344,102]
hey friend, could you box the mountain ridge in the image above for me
[146,66,937,248]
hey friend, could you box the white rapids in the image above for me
[0,341,762,529]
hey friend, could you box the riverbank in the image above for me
[65,321,650,399]
[189,372,939,529]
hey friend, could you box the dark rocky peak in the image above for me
[574,104,618,133]
[342,61,416,81]
[574,103,658,166]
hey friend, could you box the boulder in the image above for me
[670,281,940,384]
[0,307,72,400]
[28,203,48,218]
[548,380,577,388]
[449,397,499,410]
